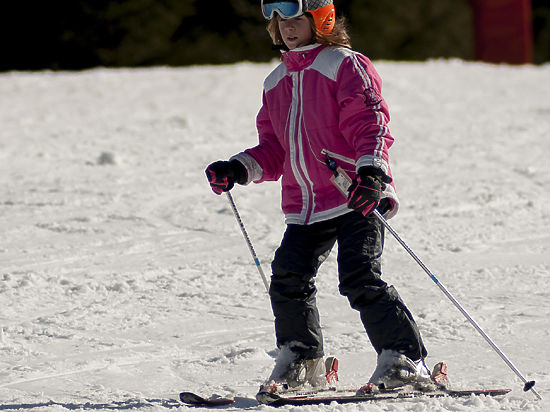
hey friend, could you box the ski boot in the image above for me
[256,349,338,403]
[356,350,434,395]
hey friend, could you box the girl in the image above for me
[205,0,435,398]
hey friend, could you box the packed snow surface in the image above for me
[1,59,549,411]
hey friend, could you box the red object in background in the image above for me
[471,0,533,64]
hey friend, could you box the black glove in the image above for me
[347,167,392,216]
[205,160,247,195]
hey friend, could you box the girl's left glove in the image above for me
[205,160,247,195]
[347,167,392,216]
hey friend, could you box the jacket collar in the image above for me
[281,43,326,72]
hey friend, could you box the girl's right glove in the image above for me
[205,160,247,195]
[347,167,392,216]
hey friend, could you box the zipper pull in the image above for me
[324,154,353,195]
[325,156,339,176]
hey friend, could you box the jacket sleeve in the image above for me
[336,53,394,176]
[231,91,285,184]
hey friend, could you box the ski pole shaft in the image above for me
[373,209,542,400]
[226,192,270,293]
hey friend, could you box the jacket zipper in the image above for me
[288,71,315,223]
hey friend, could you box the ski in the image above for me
[257,387,512,406]
[179,391,235,406]
[179,386,346,406]
[180,359,511,407]
[179,387,511,407]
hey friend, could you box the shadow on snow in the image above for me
[0,398,181,410]
[0,396,258,410]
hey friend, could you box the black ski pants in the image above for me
[269,210,427,362]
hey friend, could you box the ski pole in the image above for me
[226,192,270,293]
[373,209,542,400]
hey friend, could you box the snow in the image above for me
[0,59,549,411]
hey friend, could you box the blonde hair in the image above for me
[267,14,351,49]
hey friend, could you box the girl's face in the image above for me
[278,14,314,50]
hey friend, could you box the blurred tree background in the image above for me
[2,0,549,71]
[533,0,550,63]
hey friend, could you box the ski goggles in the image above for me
[261,0,303,20]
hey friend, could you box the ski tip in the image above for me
[256,390,282,405]
[179,391,235,406]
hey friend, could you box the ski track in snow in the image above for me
[0,60,549,411]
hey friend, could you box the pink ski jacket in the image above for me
[232,44,399,225]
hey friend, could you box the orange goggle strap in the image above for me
[307,3,335,35]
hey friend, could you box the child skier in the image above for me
[205,0,433,398]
